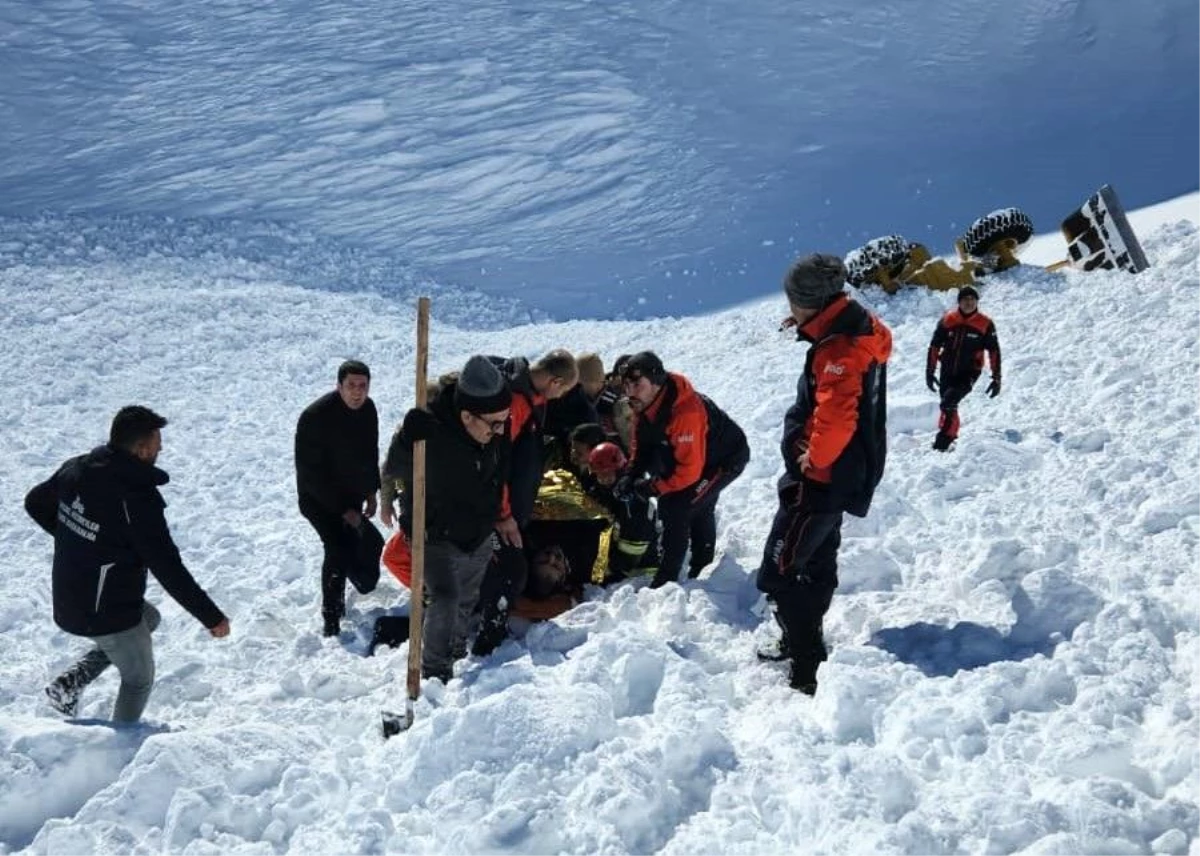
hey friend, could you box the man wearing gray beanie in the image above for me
[756,253,892,695]
[380,354,518,683]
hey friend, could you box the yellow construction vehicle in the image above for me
[843,185,1148,295]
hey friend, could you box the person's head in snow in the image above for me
[455,355,513,443]
[783,253,848,329]
[569,422,607,472]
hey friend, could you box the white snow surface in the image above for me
[0,196,1197,854]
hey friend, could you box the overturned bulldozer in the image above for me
[844,185,1148,295]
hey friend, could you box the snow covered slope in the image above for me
[0,0,1196,318]
[0,197,1195,854]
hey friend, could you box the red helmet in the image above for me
[588,442,627,475]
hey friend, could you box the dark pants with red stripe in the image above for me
[937,374,978,440]
[654,450,748,586]
[756,481,843,684]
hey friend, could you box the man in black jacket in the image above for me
[381,355,519,682]
[25,406,230,721]
[295,360,381,636]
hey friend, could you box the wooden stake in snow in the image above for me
[382,295,430,739]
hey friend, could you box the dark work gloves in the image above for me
[926,373,939,393]
[987,377,1001,398]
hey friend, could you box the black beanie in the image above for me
[621,351,667,385]
[784,254,847,308]
[957,285,980,302]
[454,355,512,415]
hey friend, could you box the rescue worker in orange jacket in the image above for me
[757,254,891,695]
[926,286,1001,451]
[620,351,749,588]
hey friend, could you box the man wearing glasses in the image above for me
[619,351,749,588]
[381,355,518,683]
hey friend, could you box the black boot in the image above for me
[322,612,342,638]
[368,615,410,656]
[471,606,509,657]
[932,432,955,452]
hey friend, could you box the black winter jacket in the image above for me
[295,391,380,516]
[382,382,512,552]
[25,446,226,637]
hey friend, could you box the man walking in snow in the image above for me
[619,351,749,587]
[25,406,230,721]
[295,360,381,636]
[757,254,891,694]
[926,285,1002,451]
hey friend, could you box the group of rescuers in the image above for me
[29,252,1003,723]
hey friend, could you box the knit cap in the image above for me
[454,355,512,415]
[784,253,847,308]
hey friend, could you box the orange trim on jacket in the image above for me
[508,389,545,442]
[796,295,893,480]
[927,308,1001,381]
[629,372,709,495]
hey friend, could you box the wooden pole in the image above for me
[406,297,430,717]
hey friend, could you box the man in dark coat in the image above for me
[756,254,891,695]
[25,406,230,721]
[295,359,381,636]
[381,355,519,682]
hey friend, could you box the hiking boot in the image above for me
[789,658,819,696]
[322,614,341,638]
[46,676,83,717]
[368,615,410,656]
[932,432,955,452]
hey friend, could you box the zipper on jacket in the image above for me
[95,563,114,613]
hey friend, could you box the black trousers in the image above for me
[656,451,748,585]
[756,482,844,677]
[299,494,358,621]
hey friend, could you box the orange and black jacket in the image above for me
[927,309,1001,384]
[782,294,892,518]
[627,373,748,496]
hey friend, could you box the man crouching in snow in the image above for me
[26,406,230,722]
[757,254,891,695]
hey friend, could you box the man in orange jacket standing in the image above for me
[926,285,1002,451]
[757,254,891,694]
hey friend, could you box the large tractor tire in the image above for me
[844,234,913,287]
[961,208,1034,259]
